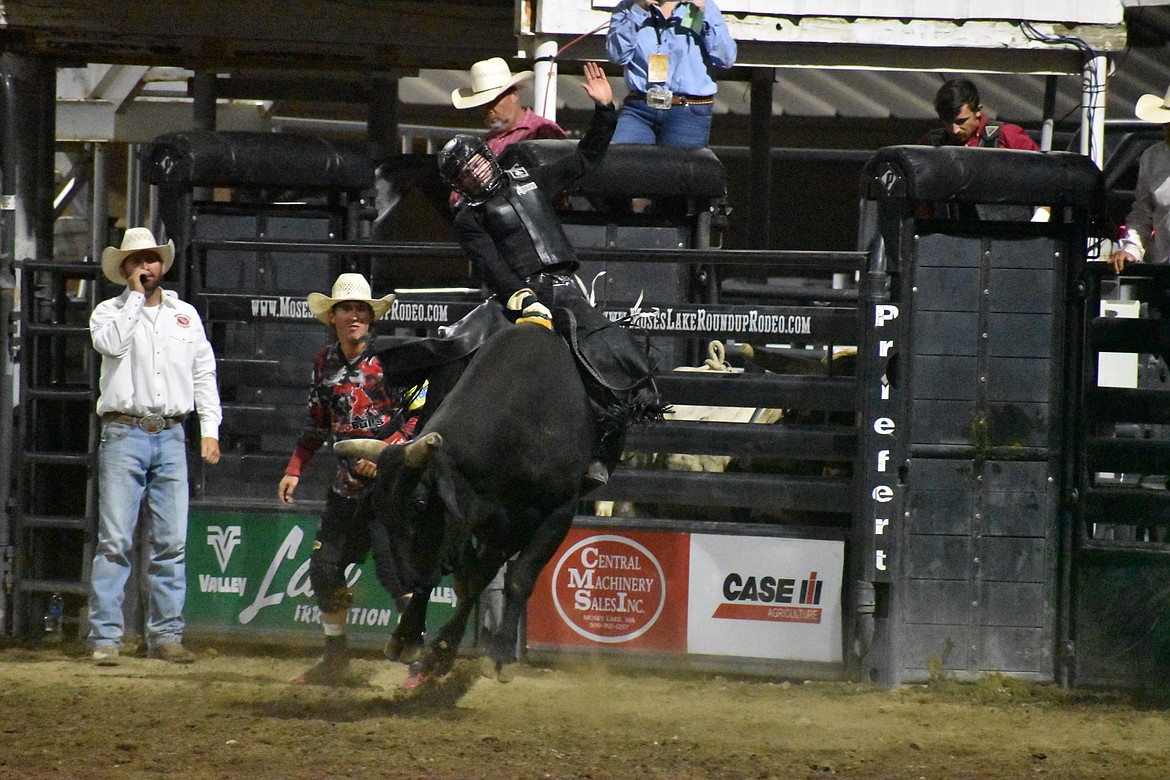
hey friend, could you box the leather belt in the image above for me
[626,91,715,106]
[103,412,187,434]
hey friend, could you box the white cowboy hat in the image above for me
[1135,84,1170,123]
[451,57,534,110]
[307,273,395,325]
[100,227,175,284]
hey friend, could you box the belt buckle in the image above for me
[646,85,673,110]
[138,413,166,434]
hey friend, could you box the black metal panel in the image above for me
[987,313,1053,357]
[980,536,1048,582]
[978,582,1046,627]
[912,355,978,400]
[908,489,973,535]
[904,580,968,625]
[1073,558,1170,689]
[905,534,971,580]
[987,358,1052,402]
[900,623,970,674]
[912,312,979,355]
[916,233,983,268]
[990,269,1055,314]
[908,399,977,446]
[914,267,981,312]
[977,626,1048,673]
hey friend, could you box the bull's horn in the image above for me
[333,438,388,460]
[404,432,443,468]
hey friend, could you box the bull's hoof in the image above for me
[384,636,422,665]
[478,656,515,683]
[402,660,428,691]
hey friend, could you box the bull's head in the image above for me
[333,432,452,584]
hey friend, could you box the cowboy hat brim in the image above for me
[100,240,175,285]
[307,292,396,325]
[1135,92,1170,124]
[451,70,534,110]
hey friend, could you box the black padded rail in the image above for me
[595,469,852,514]
[1089,317,1170,355]
[624,421,856,461]
[1086,437,1170,474]
[655,373,857,412]
[861,145,1104,207]
[501,140,727,200]
[145,131,373,190]
[1085,387,1170,425]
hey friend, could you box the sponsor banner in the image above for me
[185,510,459,638]
[526,528,689,652]
[688,534,843,663]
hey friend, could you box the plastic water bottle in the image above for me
[43,592,64,637]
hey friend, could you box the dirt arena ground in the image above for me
[2,638,1169,780]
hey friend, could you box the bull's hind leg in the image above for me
[484,502,576,682]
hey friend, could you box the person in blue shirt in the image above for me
[606,0,737,147]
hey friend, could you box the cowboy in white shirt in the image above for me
[87,227,221,666]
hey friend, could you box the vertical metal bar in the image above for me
[749,69,774,251]
[368,73,399,164]
[126,143,143,229]
[1040,75,1058,152]
[0,52,57,637]
[192,72,218,132]
[533,40,559,124]
[90,143,108,262]
[1080,55,1107,168]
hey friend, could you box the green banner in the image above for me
[185,509,460,645]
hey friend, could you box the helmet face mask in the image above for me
[439,135,504,204]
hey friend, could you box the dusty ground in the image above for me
[2,638,1169,780]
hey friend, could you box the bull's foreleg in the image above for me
[385,589,430,665]
[406,549,507,687]
[484,503,576,682]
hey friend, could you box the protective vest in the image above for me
[481,163,579,279]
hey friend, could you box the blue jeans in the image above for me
[88,421,189,650]
[612,98,713,147]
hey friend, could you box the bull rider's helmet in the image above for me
[438,135,504,205]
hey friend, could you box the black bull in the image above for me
[337,322,596,684]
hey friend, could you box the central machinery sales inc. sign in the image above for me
[526,528,843,663]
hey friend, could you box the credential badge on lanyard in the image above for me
[646,53,672,109]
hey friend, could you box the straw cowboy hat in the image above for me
[1135,84,1170,123]
[307,273,395,325]
[100,227,175,284]
[451,57,534,110]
